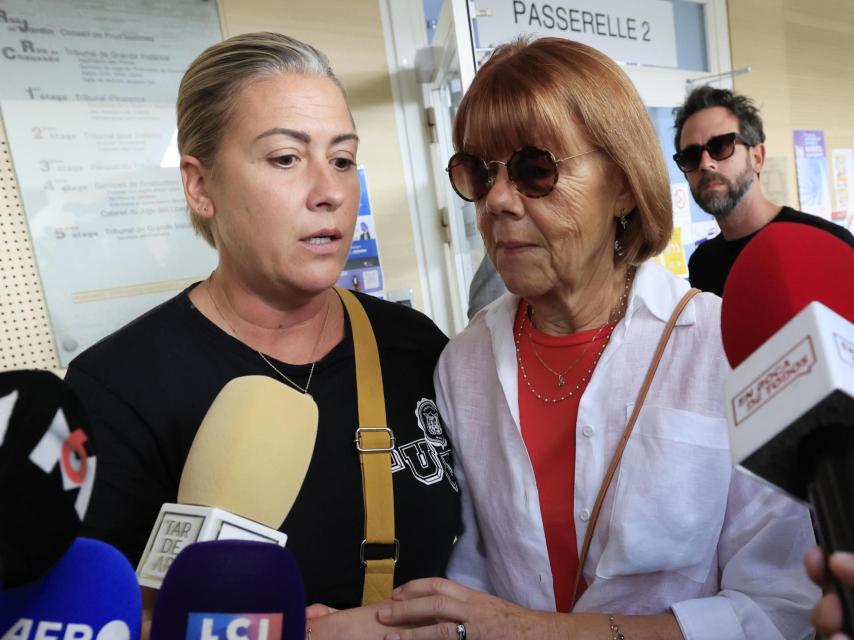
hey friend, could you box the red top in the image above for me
[514,300,613,612]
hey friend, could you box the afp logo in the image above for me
[186,613,283,640]
[0,619,130,640]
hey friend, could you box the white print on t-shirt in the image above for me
[389,398,458,492]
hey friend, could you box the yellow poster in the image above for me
[653,227,689,278]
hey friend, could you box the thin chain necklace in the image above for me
[526,312,612,389]
[205,273,331,397]
[516,267,634,404]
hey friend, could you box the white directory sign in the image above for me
[0,0,221,366]
[2,100,217,364]
[0,0,221,102]
[473,0,678,68]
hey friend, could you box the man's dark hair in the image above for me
[672,86,765,153]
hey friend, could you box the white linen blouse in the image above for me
[439,261,819,640]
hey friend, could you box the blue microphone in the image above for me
[150,540,306,640]
[0,537,141,639]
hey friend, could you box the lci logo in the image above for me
[186,614,283,640]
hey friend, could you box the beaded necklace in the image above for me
[515,268,634,404]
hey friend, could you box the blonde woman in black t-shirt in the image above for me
[66,32,460,638]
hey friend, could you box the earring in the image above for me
[614,210,627,257]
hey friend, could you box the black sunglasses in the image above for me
[673,132,749,173]
[446,146,595,202]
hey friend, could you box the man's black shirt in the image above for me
[688,207,854,296]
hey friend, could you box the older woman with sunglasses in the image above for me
[377,38,818,640]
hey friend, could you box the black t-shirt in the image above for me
[66,286,461,609]
[688,207,854,296]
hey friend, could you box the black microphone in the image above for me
[0,370,96,588]
[721,223,854,634]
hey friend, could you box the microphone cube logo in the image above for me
[835,332,854,368]
[28,406,96,519]
[732,336,817,425]
[186,614,283,640]
[140,513,205,578]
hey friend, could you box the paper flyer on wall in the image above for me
[652,182,693,279]
[653,227,688,278]
[830,148,853,226]
[670,181,693,246]
[760,156,790,206]
[793,130,832,220]
[691,220,720,247]
[337,166,385,298]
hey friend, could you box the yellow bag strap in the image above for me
[335,287,397,605]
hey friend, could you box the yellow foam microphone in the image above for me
[136,376,318,589]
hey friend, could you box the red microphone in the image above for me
[721,222,854,368]
[721,222,854,634]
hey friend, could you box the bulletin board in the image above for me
[0,0,222,367]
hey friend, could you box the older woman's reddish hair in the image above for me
[453,37,671,265]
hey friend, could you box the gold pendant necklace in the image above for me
[516,267,634,404]
[526,313,612,388]
[516,316,614,404]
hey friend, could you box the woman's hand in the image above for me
[376,579,684,640]
[375,578,561,640]
[306,603,339,620]
[306,602,411,640]
[805,546,854,640]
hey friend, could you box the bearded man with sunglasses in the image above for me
[673,86,853,296]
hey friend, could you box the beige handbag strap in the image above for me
[570,287,701,608]
[335,287,397,605]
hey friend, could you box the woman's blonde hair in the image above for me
[453,37,671,265]
[177,32,345,246]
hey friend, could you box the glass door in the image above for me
[423,0,484,333]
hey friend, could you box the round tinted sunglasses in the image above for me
[673,132,749,173]
[446,146,596,202]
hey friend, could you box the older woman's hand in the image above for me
[805,546,854,640]
[376,578,562,640]
[306,601,411,640]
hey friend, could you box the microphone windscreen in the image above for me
[0,370,96,588]
[178,376,318,529]
[721,222,854,368]
[150,540,305,640]
[0,537,141,638]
